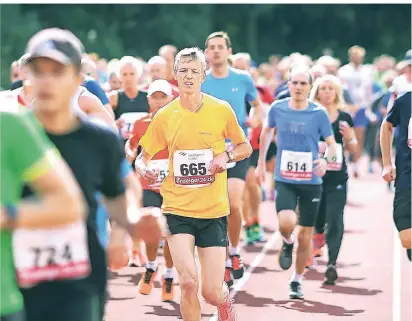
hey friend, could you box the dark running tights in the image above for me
[314,182,347,266]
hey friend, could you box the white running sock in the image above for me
[225,259,232,268]
[229,245,240,256]
[146,261,158,271]
[163,268,174,279]
[290,271,303,283]
[283,234,294,245]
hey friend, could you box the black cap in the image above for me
[25,28,84,68]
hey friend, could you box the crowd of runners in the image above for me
[1,27,411,321]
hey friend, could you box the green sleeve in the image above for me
[5,110,58,182]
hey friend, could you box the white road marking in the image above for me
[392,227,401,321]
[209,231,280,321]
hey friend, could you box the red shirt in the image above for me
[17,94,26,106]
[167,78,179,88]
[129,114,169,193]
[249,85,274,150]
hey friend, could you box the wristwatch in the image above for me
[226,150,235,162]
[3,205,17,219]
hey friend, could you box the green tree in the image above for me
[0,4,43,88]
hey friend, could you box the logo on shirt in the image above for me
[312,198,320,202]
[200,131,212,136]
[232,88,239,92]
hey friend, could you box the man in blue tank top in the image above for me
[256,66,336,300]
[202,31,263,287]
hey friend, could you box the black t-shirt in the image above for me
[386,91,411,189]
[21,119,126,297]
[321,110,354,185]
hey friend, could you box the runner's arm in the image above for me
[125,120,142,163]
[83,78,114,117]
[3,111,85,229]
[323,135,337,162]
[319,109,337,162]
[249,99,263,128]
[101,134,129,230]
[122,159,142,207]
[107,90,118,110]
[245,74,263,128]
[79,95,117,131]
[136,111,167,172]
[258,104,276,166]
[380,96,400,166]
[11,153,87,229]
[342,114,357,154]
[224,103,252,161]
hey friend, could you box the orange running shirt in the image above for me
[139,94,247,219]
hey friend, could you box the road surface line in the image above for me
[209,231,280,321]
[393,226,401,321]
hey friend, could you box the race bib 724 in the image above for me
[13,221,91,288]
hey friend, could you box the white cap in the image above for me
[147,79,172,97]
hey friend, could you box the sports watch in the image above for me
[226,150,235,163]
[3,205,17,224]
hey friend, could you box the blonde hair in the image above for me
[309,74,345,109]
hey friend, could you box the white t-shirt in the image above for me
[391,74,412,97]
[71,86,96,116]
[338,63,373,108]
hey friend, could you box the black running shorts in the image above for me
[393,188,411,232]
[165,214,228,248]
[275,181,322,227]
[142,189,163,208]
[227,158,250,180]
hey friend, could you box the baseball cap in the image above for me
[147,79,172,97]
[25,28,84,69]
[396,49,412,71]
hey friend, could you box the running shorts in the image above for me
[393,188,411,232]
[142,190,163,208]
[227,158,250,180]
[275,181,322,227]
[164,214,228,248]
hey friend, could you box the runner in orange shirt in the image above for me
[125,79,176,302]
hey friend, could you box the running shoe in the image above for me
[230,254,244,279]
[217,296,237,321]
[224,267,234,287]
[279,241,294,270]
[138,267,157,295]
[244,226,255,245]
[251,223,264,243]
[161,277,174,302]
[324,264,338,285]
[289,281,304,299]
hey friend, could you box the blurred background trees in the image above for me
[1,3,410,88]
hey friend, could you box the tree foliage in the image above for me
[1,4,410,88]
